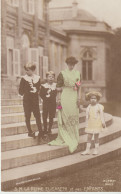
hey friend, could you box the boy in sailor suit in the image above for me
[40,71,57,135]
[19,62,44,139]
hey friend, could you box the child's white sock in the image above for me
[93,143,99,155]
[81,143,91,155]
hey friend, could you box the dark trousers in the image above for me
[23,97,43,135]
[42,101,56,133]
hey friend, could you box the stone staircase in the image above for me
[1,82,121,191]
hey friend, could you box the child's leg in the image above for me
[93,133,99,155]
[25,114,32,133]
[87,133,93,143]
[48,103,56,133]
[81,133,93,155]
[94,133,99,143]
[33,103,43,136]
[42,103,49,134]
[24,103,34,136]
[48,116,53,133]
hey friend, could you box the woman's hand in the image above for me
[57,99,61,107]
[77,99,80,108]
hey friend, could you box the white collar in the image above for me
[23,74,40,84]
[41,82,56,90]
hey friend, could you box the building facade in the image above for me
[1,0,51,80]
[1,0,113,101]
[49,1,113,101]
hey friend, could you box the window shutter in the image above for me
[13,49,20,76]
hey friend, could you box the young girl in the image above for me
[19,62,44,139]
[81,91,105,155]
[40,71,57,135]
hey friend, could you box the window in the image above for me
[23,0,34,15]
[7,0,19,7]
[82,50,93,81]
[82,60,92,81]
[7,48,20,76]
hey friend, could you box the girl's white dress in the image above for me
[85,104,105,134]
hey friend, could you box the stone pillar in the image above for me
[32,0,39,47]
[15,0,23,75]
[1,0,7,76]
[44,0,50,65]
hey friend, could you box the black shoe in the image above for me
[44,131,48,135]
[48,130,52,134]
[28,132,35,137]
[38,132,45,139]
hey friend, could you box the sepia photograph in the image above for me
[1,0,121,192]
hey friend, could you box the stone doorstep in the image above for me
[1,114,113,152]
[1,99,23,106]
[1,136,121,191]
[1,95,22,100]
[1,109,85,124]
[1,113,112,137]
[1,123,85,152]
[1,103,81,114]
[1,117,121,171]
[1,104,42,114]
[1,89,18,94]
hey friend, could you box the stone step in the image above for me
[1,98,42,106]
[1,112,86,136]
[1,120,121,190]
[1,93,20,100]
[1,98,23,106]
[1,88,18,93]
[1,114,113,151]
[1,117,121,171]
[1,123,85,152]
[1,107,85,124]
[1,104,42,114]
[1,113,112,137]
[1,80,19,87]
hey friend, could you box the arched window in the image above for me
[82,50,93,81]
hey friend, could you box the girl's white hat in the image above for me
[86,91,102,101]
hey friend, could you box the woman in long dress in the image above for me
[48,57,81,153]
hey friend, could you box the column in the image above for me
[1,0,7,75]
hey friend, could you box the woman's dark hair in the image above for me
[65,56,78,65]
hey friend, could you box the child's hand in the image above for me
[102,123,105,128]
[77,99,80,108]
[30,87,37,93]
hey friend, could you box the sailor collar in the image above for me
[41,83,56,90]
[23,74,40,84]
